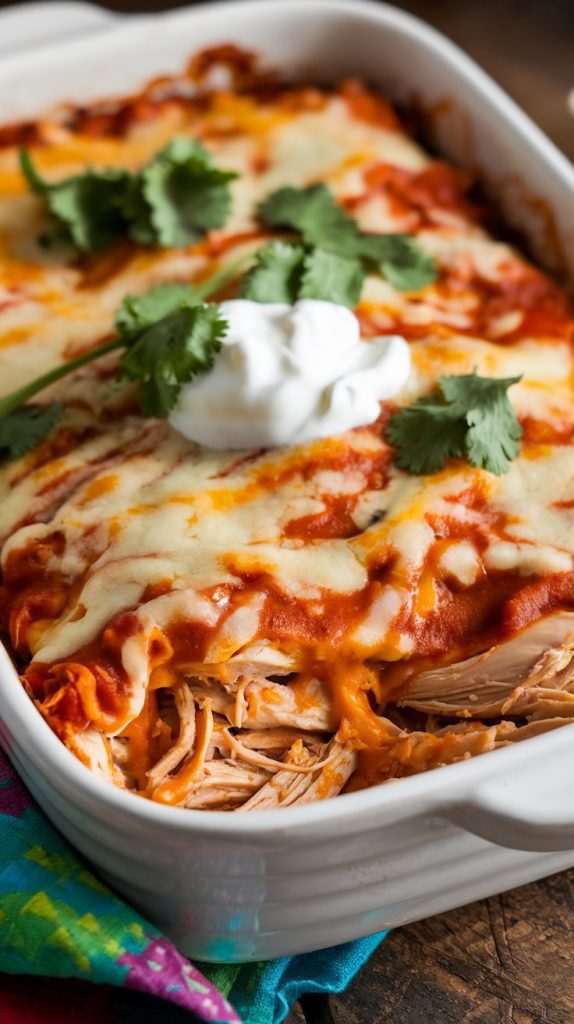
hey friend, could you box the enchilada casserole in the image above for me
[1,48,573,810]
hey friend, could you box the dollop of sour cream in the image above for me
[169,299,411,450]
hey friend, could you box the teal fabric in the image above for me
[204,933,386,1024]
[0,748,385,1022]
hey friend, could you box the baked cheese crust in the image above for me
[1,49,573,807]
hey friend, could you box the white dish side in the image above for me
[0,1,117,57]
[1,0,574,963]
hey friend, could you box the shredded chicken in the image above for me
[184,761,272,810]
[110,672,351,809]
[189,676,335,731]
[146,682,196,787]
[70,730,126,788]
[235,738,357,812]
[223,728,340,775]
[353,615,574,785]
[68,610,574,808]
[400,613,574,717]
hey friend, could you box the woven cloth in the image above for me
[0,748,385,1023]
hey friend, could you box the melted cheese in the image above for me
[1,70,574,754]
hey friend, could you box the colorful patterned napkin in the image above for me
[0,748,385,1023]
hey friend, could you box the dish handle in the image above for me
[446,740,574,852]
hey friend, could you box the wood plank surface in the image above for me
[287,870,574,1024]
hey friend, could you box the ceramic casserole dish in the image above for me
[1,0,574,963]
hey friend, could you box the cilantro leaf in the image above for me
[257,183,436,295]
[439,373,523,475]
[120,303,227,418]
[387,396,467,474]
[123,139,237,248]
[387,372,522,475]
[358,233,437,291]
[239,241,364,307]
[115,282,201,343]
[299,248,365,307]
[240,242,305,303]
[45,172,130,253]
[259,183,360,254]
[20,139,236,254]
[117,256,253,342]
[0,403,64,461]
[0,264,240,460]
[21,150,130,252]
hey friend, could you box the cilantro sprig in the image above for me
[240,184,436,306]
[122,139,237,248]
[240,241,365,308]
[20,139,237,253]
[0,403,65,461]
[120,300,227,418]
[0,260,245,462]
[387,372,523,475]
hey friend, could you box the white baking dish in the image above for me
[1,0,574,964]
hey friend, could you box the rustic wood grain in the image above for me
[285,870,574,1024]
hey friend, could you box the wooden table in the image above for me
[2,1,573,1020]
[287,872,574,1024]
